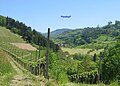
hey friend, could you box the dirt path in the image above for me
[7,54,35,86]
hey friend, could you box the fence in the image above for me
[1,47,46,76]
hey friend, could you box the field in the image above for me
[61,47,104,55]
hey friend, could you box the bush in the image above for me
[102,37,120,83]
[45,81,55,86]
[110,80,119,86]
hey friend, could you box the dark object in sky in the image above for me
[61,15,71,18]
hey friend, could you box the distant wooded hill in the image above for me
[0,15,59,52]
[42,28,72,37]
[53,21,120,48]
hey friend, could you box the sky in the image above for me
[0,0,120,33]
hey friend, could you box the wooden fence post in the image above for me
[38,43,41,59]
[36,50,38,61]
[45,28,50,80]
[31,51,32,61]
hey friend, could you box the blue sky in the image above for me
[0,0,120,33]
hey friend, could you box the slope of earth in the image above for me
[0,26,38,61]
[0,26,25,43]
[0,26,45,85]
[0,49,16,86]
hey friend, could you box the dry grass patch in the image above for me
[89,49,104,55]
[61,47,104,55]
[11,43,37,51]
[61,47,91,55]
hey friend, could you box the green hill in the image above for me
[53,21,120,49]
[0,26,25,43]
[43,28,72,37]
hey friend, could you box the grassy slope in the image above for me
[0,27,25,85]
[0,49,16,86]
[0,27,42,62]
[0,26,25,43]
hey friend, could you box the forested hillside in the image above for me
[43,28,72,37]
[53,21,120,48]
[0,15,59,52]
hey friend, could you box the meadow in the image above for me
[61,47,103,56]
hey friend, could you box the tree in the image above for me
[102,37,120,83]
[93,53,97,62]
[115,20,120,25]
[108,21,112,26]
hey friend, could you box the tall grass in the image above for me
[0,50,16,85]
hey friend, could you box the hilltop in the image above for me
[43,28,72,37]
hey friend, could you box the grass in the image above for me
[61,47,91,55]
[61,47,104,56]
[0,49,16,86]
[0,26,25,43]
[45,81,107,86]
[0,42,30,57]
[64,83,106,86]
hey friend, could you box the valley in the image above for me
[0,15,120,86]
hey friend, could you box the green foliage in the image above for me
[45,81,55,86]
[68,70,98,84]
[80,56,96,72]
[110,80,119,86]
[102,37,120,83]
[66,54,98,84]
[0,15,6,27]
[53,21,120,48]
[49,51,68,84]
[68,54,97,74]
[72,53,85,60]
